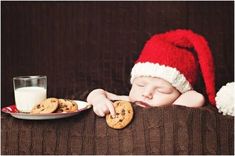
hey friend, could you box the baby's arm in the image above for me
[105,91,130,101]
[173,90,205,107]
[86,89,129,117]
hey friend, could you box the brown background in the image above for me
[1,1,234,106]
[1,1,234,155]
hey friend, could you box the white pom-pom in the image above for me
[215,82,234,116]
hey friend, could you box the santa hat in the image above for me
[130,29,216,105]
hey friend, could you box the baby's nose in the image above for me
[142,93,153,99]
[142,89,154,99]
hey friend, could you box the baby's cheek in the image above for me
[129,88,138,102]
[128,91,134,102]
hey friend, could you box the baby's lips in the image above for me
[135,101,151,108]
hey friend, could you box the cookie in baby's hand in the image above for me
[106,100,134,129]
[30,98,59,114]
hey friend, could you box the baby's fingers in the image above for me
[105,99,116,118]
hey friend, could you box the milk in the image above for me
[14,86,47,112]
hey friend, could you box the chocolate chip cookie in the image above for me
[30,98,59,114]
[106,100,134,129]
[55,99,78,113]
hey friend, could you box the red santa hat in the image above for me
[130,29,216,105]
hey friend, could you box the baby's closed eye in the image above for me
[135,82,145,87]
[156,87,173,94]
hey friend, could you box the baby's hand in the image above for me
[87,89,116,117]
[87,89,130,117]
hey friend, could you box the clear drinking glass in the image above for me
[13,75,47,112]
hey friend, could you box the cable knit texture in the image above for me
[131,62,192,93]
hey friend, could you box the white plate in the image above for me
[2,100,92,120]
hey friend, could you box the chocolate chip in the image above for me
[121,109,125,115]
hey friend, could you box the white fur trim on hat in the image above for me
[130,62,192,93]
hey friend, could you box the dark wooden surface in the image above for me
[1,1,234,155]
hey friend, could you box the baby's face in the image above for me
[129,77,180,107]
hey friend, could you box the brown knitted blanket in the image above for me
[1,105,233,155]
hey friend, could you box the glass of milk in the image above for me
[13,75,47,113]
